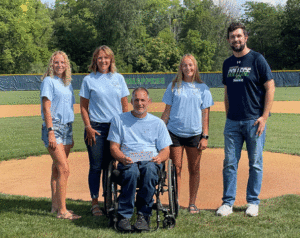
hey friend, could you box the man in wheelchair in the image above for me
[107,87,172,231]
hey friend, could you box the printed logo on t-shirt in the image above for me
[227,66,251,82]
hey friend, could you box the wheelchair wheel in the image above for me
[167,159,179,218]
[103,160,116,217]
[163,216,176,229]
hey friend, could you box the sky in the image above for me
[40,0,287,9]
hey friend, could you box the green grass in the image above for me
[207,112,300,155]
[1,87,299,105]
[0,89,166,105]
[1,111,300,161]
[0,114,86,161]
[1,193,300,237]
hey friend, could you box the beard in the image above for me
[231,42,246,52]
[132,107,147,115]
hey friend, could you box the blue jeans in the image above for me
[85,122,112,199]
[223,118,266,206]
[117,161,162,219]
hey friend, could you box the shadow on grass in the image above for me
[233,206,247,213]
[3,193,300,237]
[0,193,190,231]
[0,194,112,230]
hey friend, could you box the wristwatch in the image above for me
[47,127,54,132]
[201,134,209,140]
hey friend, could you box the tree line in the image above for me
[0,0,299,74]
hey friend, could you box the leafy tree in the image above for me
[180,0,231,71]
[142,0,172,38]
[181,30,215,71]
[51,0,147,73]
[142,0,183,43]
[135,35,181,72]
[158,28,177,45]
[96,0,146,68]
[280,0,300,69]
[51,0,100,72]
[183,0,202,10]
[242,2,284,70]
[0,0,53,74]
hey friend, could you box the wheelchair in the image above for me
[102,159,179,231]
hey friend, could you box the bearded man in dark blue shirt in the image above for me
[216,22,275,217]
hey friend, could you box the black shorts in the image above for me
[169,130,202,148]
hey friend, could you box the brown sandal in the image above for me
[57,211,81,220]
[91,204,104,216]
[188,204,200,214]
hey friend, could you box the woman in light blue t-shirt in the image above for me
[40,51,80,220]
[161,54,214,214]
[79,45,130,216]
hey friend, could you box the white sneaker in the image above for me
[245,204,259,217]
[216,204,233,216]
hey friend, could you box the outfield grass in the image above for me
[0,89,167,105]
[1,193,300,237]
[1,111,300,161]
[0,114,86,161]
[1,87,299,105]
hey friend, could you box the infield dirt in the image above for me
[1,101,300,118]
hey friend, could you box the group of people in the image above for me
[40,22,275,230]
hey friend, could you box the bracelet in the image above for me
[85,125,92,129]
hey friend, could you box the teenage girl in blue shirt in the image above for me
[79,45,130,216]
[41,51,80,220]
[162,54,214,214]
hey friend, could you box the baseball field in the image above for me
[1,87,300,237]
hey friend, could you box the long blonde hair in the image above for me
[88,45,117,74]
[41,51,72,86]
[171,54,203,91]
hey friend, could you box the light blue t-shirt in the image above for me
[40,76,75,124]
[79,72,130,123]
[162,81,214,138]
[107,112,172,159]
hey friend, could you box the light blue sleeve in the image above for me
[40,77,53,101]
[107,116,122,144]
[162,83,173,105]
[200,85,214,110]
[156,120,172,151]
[79,76,90,99]
[70,84,76,105]
[119,74,130,98]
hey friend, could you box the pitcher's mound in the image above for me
[1,148,299,209]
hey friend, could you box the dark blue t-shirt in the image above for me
[222,50,273,121]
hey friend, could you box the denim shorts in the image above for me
[169,130,202,147]
[41,121,73,148]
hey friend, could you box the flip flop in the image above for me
[188,204,200,214]
[57,211,81,220]
[51,208,74,214]
[91,204,104,216]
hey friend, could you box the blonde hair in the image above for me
[88,45,117,74]
[171,54,203,91]
[41,51,72,86]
